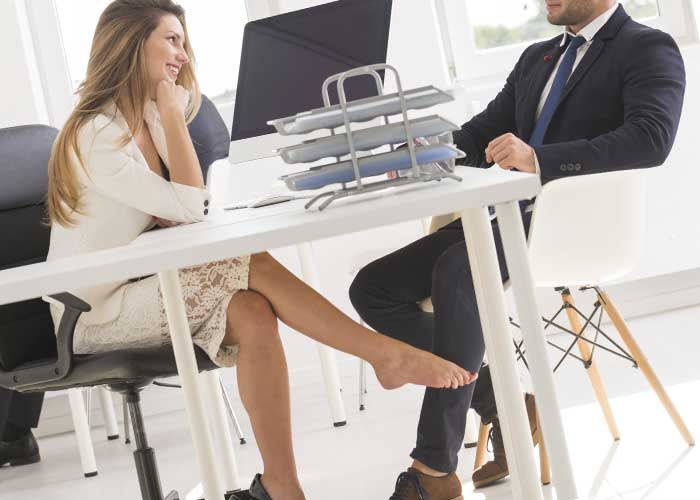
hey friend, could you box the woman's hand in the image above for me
[155,80,189,117]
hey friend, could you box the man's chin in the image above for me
[547,13,562,25]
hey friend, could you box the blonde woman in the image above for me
[46,1,475,498]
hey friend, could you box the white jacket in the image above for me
[47,101,211,326]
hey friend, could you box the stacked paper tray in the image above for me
[277,115,459,164]
[281,143,464,191]
[268,86,454,136]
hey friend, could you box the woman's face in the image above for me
[143,14,190,91]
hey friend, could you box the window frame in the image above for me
[439,0,699,86]
[23,0,283,127]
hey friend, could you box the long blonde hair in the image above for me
[48,0,202,226]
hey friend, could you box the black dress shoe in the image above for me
[0,432,40,467]
[248,473,273,500]
[227,474,272,500]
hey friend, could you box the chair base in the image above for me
[112,384,176,500]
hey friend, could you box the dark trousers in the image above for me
[0,387,43,438]
[349,212,531,472]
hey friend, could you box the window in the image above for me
[54,0,249,99]
[469,0,660,51]
[438,0,694,84]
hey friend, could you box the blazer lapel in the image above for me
[548,5,629,113]
[144,101,170,168]
[559,38,605,104]
[520,43,565,143]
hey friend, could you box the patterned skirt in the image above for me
[68,257,250,367]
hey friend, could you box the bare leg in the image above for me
[225,291,304,500]
[248,252,476,390]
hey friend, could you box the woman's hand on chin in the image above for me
[155,80,189,117]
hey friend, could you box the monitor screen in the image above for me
[231,0,393,142]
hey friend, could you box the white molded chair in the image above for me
[464,168,695,477]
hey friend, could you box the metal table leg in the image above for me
[495,201,578,500]
[201,370,241,493]
[296,242,347,427]
[159,270,225,500]
[460,207,543,500]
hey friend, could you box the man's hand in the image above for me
[485,133,536,173]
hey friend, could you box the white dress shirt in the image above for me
[46,101,211,326]
[533,1,620,172]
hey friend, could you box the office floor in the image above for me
[1,305,699,500]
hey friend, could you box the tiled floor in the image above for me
[1,305,699,500]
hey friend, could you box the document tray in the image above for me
[278,115,459,164]
[269,86,453,136]
[281,144,464,191]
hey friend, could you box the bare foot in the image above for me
[372,341,478,390]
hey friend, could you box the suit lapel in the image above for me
[521,43,564,143]
[532,5,629,126]
[559,38,605,104]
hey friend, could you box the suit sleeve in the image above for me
[453,48,529,168]
[534,30,686,181]
[80,119,211,223]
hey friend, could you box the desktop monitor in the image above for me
[229,0,393,163]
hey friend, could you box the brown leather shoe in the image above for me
[472,393,541,489]
[389,468,463,499]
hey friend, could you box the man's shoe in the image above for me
[389,467,463,500]
[471,393,540,489]
[0,432,40,467]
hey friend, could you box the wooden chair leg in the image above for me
[598,290,695,446]
[538,434,551,486]
[562,290,621,441]
[473,422,491,470]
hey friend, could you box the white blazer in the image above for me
[46,101,211,326]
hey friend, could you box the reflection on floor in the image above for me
[1,305,699,500]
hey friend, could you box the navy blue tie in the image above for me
[529,35,586,147]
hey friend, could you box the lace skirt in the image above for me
[70,256,250,367]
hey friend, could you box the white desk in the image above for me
[0,164,577,500]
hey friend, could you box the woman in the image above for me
[46,1,476,498]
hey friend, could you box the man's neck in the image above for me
[568,1,616,34]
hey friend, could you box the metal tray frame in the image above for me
[279,64,462,210]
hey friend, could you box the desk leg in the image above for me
[495,201,578,500]
[459,207,543,500]
[159,270,225,500]
[296,242,348,427]
[201,370,241,492]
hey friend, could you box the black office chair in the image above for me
[190,94,231,180]
[0,97,236,500]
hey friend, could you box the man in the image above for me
[349,1,685,497]
[0,388,42,467]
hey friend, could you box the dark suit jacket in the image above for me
[453,5,686,183]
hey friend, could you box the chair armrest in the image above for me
[0,293,91,391]
[49,292,91,312]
